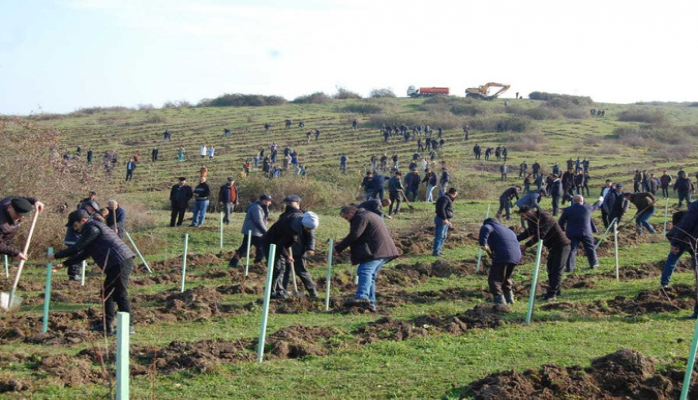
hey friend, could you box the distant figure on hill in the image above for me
[264,123,271,132]
[315,129,320,141]
[151,147,158,162]
[200,145,207,159]
[285,119,292,129]
[352,120,358,130]
[125,158,136,181]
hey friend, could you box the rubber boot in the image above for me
[493,295,505,305]
[503,291,515,305]
[308,288,319,299]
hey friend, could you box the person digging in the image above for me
[479,217,522,305]
[50,210,136,336]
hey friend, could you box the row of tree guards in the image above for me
[17,197,698,399]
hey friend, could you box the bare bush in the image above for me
[560,107,590,119]
[338,103,382,114]
[450,103,488,116]
[202,93,287,107]
[292,92,333,104]
[72,106,131,115]
[651,144,692,160]
[235,173,355,211]
[0,118,148,255]
[467,115,536,133]
[528,92,594,107]
[369,88,396,98]
[617,109,668,124]
[143,114,167,124]
[522,106,561,120]
[333,87,362,100]
[137,104,155,111]
[614,125,684,144]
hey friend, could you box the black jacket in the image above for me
[193,183,211,201]
[388,177,404,193]
[500,187,520,202]
[335,209,399,265]
[262,206,304,259]
[435,194,454,220]
[170,184,193,206]
[518,209,570,249]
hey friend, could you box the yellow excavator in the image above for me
[465,82,511,100]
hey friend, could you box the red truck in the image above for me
[407,86,450,98]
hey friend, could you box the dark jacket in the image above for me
[515,192,542,209]
[518,209,570,249]
[627,192,656,213]
[674,177,692,193]
[372,174,386,190]
[361,177,374,191]
[668,200,698,249]
[262,206,304,259]
[241,201,269,237]
[193,183,211,201]
[558,201,602,237]
[388,176,404,193]
[422,172,437,186]
[170,184,193,207]
[105,207,126,238]
[0,197,37,257]
[435,194,454,220]
[55,220,135,269]
[358,200,383,217]
[218,184,239,204]
[334,209,399,265]
[439,171,450,185]
[602,191,629,215]
[500,187,519,202]
[478,218,522,265]
[404,172,420,189]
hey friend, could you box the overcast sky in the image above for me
[1,0,697,115]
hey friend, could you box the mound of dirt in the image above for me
[461,349,693,400]
[217,282,263,295]
[34,354,105,387]
[0,376,31,393]
[265,325,345,359]
[393,226,478,256]
[262,297,330,314]
[356,304,506,344]
[133,339,254,373]
[541,284,695,317]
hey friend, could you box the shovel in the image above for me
[400,192,415,211]
[1,211,40,311]
[289,264,304,298]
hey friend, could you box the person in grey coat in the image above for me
[228,195,272,267]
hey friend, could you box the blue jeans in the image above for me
[191,200,209,226]
[636,207,656,234]
[426,184,436,202]
[661,247,690,286]
[355,258,390,306]
[433,216,449,255]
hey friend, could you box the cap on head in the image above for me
[10,198,33,215]
[227,177,235,182]
[615,183,623,189]
[66,209,90,227]
[259,194,272,202]
[178,177,187,181]
[284,195,302,203]
[301,211,319,229]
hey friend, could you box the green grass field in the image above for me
[2,96,698,399]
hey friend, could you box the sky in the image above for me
[1,0,697,115]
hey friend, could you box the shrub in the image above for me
[369,88,396,98]
[467,115,536,132]
[73,106,130,115]
[450,103,488,116]
[617,109,668,124]
[204,93,287,107]
[523,106,561,120]
[688,102,698,107]
[338,103,383,114]
[528,92,593,107]
[652,144,692,160]
[333,88,362,100]
[614,125,682,143]
[235,173,355,211]
[292,92,332,104]
[143,114,167,124]
[137,104,154,111]
[560,107,590,119]
[162,100,193,109]
[0,118,152,255]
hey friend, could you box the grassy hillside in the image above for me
[2,96,698,399]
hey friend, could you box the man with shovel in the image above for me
[50,209,136,335]
[0,197,45,261]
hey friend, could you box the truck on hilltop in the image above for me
[407,86,449,98]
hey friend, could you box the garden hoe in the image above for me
[1,211,40,312]
[289,265,304,298]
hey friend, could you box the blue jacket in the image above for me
[558,201,601,237]
[478,218,522,265]
[515,192,541,209]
